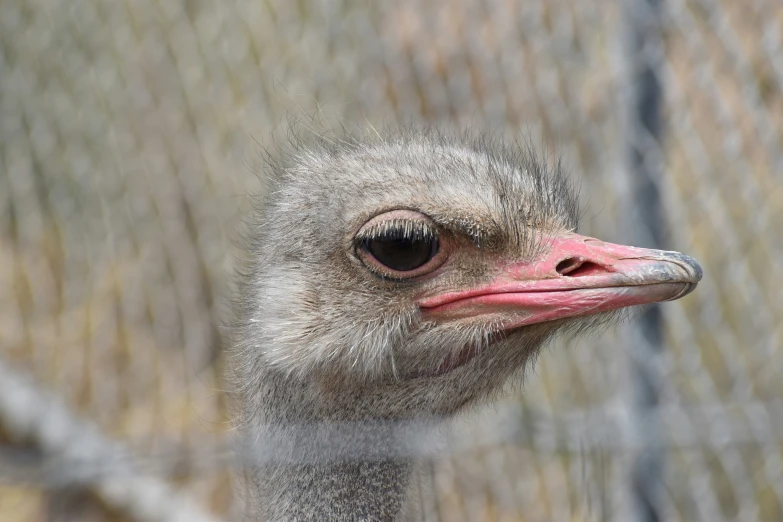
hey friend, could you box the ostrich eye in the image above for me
[355,210,447,279]
[363,235,439,272]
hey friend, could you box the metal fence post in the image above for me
[623,0,666,521]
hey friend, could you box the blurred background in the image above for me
[1,0,782,521]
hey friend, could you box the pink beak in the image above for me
[418,233,702,330]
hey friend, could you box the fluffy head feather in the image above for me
[231,127,587,420]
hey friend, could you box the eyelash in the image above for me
[355,219,436,245]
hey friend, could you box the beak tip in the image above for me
[661,251,702,300]
[672,252,703,283]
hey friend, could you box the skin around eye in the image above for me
[355,210,450,280]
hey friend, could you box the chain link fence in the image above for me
[1,0,781,520]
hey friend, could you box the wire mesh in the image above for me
[0,0,781,520]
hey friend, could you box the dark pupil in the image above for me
[367,236,438,272]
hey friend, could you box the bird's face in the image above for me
[244,135,701,417]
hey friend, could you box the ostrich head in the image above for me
[234,129,701,421]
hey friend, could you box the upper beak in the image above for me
[418,233,702,330]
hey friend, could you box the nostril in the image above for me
[556,257,583,276]
[556,258,607,277]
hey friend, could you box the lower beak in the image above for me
[418,233,702,330]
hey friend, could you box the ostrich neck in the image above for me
[243,369,422,521]
[250,458,414,521]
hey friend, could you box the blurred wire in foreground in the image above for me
[0,359,220,522]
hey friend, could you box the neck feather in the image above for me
[239,369,421,521]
